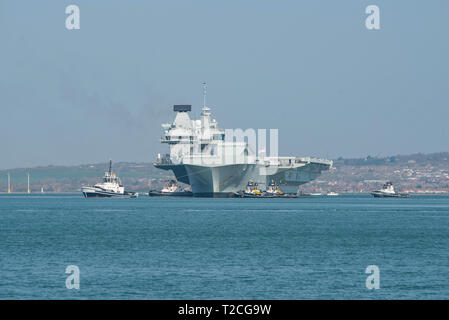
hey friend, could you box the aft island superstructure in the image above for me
[154,85,332,197]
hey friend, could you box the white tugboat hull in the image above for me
[81,186,138,198]
[371,192,409,198]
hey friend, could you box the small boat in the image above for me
[241,181,263,198]
[266,181,284,196]
[81,160,138,198]
[327,192,339,196]
[266,182,299,198]
[371,182,409,198]
[148,180,193,197]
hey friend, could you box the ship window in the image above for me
[213,134,224,140]
[201,144,207,151]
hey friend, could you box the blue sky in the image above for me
[0,0,448,169]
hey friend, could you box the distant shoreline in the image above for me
[1,152,448,194]
[1,192,448,196]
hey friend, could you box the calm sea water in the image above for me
[1,194,449,299]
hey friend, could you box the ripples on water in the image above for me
[1,194,449,299]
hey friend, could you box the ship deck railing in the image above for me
[259,156,333,167]
[154,155,332,167]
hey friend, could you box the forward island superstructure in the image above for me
[154,85,332,197]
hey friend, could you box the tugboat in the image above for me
[266,182,299,198]
[266,181,284,196]
[81,161,138,198]
[236,181,262,198]
[243,181,263,197]
[148,180,193,197]
[371,182,409,198]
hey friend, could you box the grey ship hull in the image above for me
[155,159,331,197]
[184,163,259,197]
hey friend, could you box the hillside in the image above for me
[304,152,449,194]
[0,162,174,193]
[1,152,448,193]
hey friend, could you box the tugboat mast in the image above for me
[202,82,207,110]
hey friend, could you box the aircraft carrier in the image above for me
[154,85,332,197]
